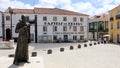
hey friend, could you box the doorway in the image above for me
[6,28,11,41]
[64,35,68,42]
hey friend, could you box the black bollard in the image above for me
[8,54,15,57]
[70,46,74,50]
[47,49,52,54]
[31,52,37,57]
[60,48,64,52]
[84,44,87,47]
[98,42,100,44]
[101,41,103,44]
[89,43,92,46]
[94,43,96,45]
[78,44,81,48]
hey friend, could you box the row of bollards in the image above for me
[8,41,102,57]
[47,41,101,54]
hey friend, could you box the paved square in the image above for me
[0,42,120,68]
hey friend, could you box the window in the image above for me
[111,33,113,42]
[80,35,84,40]
[73,26,77,31]
[43,26,47,32]
[80,26,84,31]
[105,21,108,29]
[53,26,57,32]
[111,23,113,29]
[118,10,120,14]
[63,17,67,21]
[53,16,57,21]
[80,17,84,22]
[63,26,67,31]
[43,16,47,21]
[6,16,10,20]
[89,23,93,29]
[117,21,120,29]
[26,16,29,22]
[117,34,120,42]
[53,35,57,40]
[73,35,77,40]
[30,34,34,41]
[73,17,77,22]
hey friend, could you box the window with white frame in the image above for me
[53,26,57,32]
[6,16,10,21]
[53,16,57,21]
[80,35,84,40]
[73,17,77,22]
[63,26,67,31]
[80,17,84,22]
[43,26,47,32]
[43,16,47,21]
[80,26,84,31]
[73,35,77,40]
[63,17,67,21]
[30,33,34,41]
[26,16,29,22]
[73,26,77,31]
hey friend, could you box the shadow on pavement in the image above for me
[8,63,24,68]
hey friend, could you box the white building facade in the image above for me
[4,7,89,43]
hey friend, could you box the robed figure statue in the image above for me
[13,15,30,65]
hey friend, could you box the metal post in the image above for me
[2,12,5,40]
[35,15,37,43]
[97,22,99,41]
[9,7,13,40]
[10,13,12,39]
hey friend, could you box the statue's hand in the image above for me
[27,24,31,26]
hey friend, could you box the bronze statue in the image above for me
[13,15,30,65]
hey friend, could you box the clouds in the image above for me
[0,0,33,11]
[0,0,120,16]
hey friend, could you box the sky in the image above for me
[0,0,120,16]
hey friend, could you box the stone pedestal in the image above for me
[9,40,14,48]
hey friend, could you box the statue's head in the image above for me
[21,15,26,21]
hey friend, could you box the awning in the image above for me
[103,35,110,37]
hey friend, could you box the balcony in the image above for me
[89,28,97,32]
[110,17,114,21]
[116,14,120,19]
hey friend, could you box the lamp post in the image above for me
[9,7,13,40]
[1,12,5,40]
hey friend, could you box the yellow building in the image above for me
[109,5,120,43]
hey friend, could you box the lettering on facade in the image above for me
[44,22,82,26]
[53,32,84,35]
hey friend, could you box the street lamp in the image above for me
[9,7,13,40]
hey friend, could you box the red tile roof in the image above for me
[5,7,89,16]
[34,8,89,16]
[5,7,34,14]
